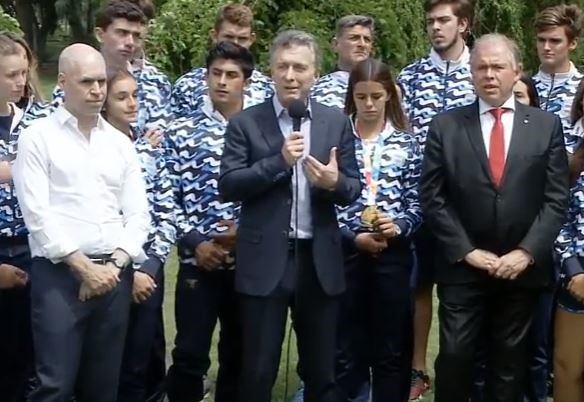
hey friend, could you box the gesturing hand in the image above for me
[282,132,304,166]
[303,147,339,190]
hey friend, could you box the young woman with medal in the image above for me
[335,58,423,402]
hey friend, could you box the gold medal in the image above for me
[361,205,378,229]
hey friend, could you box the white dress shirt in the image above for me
[273,96,313,239]
[479,95,516,158]
[13,106,151,262]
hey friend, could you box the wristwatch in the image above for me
[108,257,127,270]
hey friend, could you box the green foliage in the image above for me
[0,5,22,34]
[147,0,584,81]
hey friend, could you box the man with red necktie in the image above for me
[420,33,569,402]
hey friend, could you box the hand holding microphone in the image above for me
[282,99,308,167]
[282,132,304,167]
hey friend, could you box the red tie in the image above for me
[488,108,507,187]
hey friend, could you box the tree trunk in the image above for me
[14,0,39,52]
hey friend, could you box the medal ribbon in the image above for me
[360,131,384,206]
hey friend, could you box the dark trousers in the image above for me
[523,289,555,402]
[336,247,413,402]
[472,289,555,402]
[434,282,538,402]
[118,270,166,402]
[0,242,33,402]
[28,258,133,402]
[166,265,240,402]
[238,240,340,402]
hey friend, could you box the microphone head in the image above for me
[288,99,307,120]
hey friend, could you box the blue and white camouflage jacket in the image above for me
[555,168,584,280]
[533,63,584,154]
[0,98,57,237]
[53,58,173,132]
[131,128,176,276]
[311,70,349,110]
[337,120,423,243]
[166,96,239,266]
[398,46,476,149]
[171,66,273,119]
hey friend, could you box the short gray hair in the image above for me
[269,29,321,70]
[335,15,375,37]
[470,33,522,69]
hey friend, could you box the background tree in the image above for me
[146,0,584,81]
[0,5,21,33]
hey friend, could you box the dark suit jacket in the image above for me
[420,101,569,288]
[218,98,361,296]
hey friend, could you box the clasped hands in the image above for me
[282,132,338,190]
[464,248,533,280]
[195,220,237,271]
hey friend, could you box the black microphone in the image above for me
[288,99,307,132]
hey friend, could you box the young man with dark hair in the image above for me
[397,1,476,399]
[171,3,273,119]
[53,0,173,132]
[533,4,584,154]
[525,5,584,401]
[311,15,374,110]
[164,41,254,402]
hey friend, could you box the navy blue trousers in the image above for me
[0,240,32,402]
[28,258,133,402]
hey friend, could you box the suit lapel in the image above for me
[500,102,531,187]
[309,101,329,160]
[259,98,285,152]
[463,102,492,181]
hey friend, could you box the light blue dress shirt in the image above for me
[273,96,313,239]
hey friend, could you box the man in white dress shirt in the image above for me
[13,43,151,402]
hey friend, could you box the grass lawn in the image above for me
[38,72,439,401]
[162,252,439,402]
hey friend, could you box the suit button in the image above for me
[281,230,288,236]
[286,200,292,206]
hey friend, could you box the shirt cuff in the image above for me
[563,256,584,279]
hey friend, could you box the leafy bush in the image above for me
[0,6,22,34]
[147,0,584,81]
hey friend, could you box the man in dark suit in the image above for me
[219,30,361,402]
[420,33,569,402]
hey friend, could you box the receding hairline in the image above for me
[470,34,521,68]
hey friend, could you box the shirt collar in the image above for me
[55,105,107,132]
[478,94,516,116]
[201,94,247,124]
[272,95,312,119]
